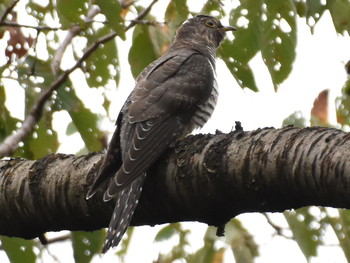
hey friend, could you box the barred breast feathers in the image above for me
[190,55,218,131]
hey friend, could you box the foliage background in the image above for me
[1,0,350,262]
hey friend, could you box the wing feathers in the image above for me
[104,116,184,200]
[86,113,124,200]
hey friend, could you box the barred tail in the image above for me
[102,174,146,253]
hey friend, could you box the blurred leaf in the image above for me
[311,89,329,126]
[225,219,258,263]
[56,84,104,152]
[5,12,34,61]
[329,210,350,261]
[219,2,261,91]
[72,230,105,263]
[305,0,328,33]
[165,0,189,39]
[17,56,55,106]
[116,227,134,257]
[328,0,350,35]
[26,1,53,22]
[95,0,125,39]
[128,25,159,78]
[336,79,350,126]
[282,111,308,128]
[85,26,120,87]
[293,0,306,17]
[0,85,20,142]
[102,93,111,115]
[154,224,177,242]
[148,25,170,57]
[188,227,219,263]
[66,121,77,135]
[155,223,190,262]
[56,0,87,27]
[14,56,59,159]
[20,110,59,159]
[201,0,226,18]
[1,237,36,263]
[260,0,297,90]
[284,208,322,259]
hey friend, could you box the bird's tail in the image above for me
[102,174,146,253]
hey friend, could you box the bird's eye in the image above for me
[205,19,216,28]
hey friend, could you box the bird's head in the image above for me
[173,15,235,53]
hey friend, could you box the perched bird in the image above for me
[86,15,235,253]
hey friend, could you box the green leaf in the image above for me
[66,121,77,135]
[95,0,125,39]
[293,0,306,17]
[0,85,20,142]
[56,84,104,152]
[72,230,105,263]
[201,0,226,18]
[328,0,350,35]
[305,0,328,33]
[284,208,322,259]
[154,224,177,242]
[116,227,134,257]
[220,39,258,92]
[188,226,219,263]
[20,110,59,159]
[219,2,262,91]
[128,25,159,78]
[14,56,59,159]
[330,210,350,261]
[225,219,259,263]
[165,0,189,40]
[56,0,87,27]
[85,26,119,88]
[1,237,36,263]
[282,111,308,128]
[260,0,297,89]
[336,79,350,126]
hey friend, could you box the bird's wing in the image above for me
[86,112,124,199]
[103,52,215,200]
[103,115,184,200]
[128,49,214,122]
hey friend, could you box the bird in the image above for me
[86,15,235,253]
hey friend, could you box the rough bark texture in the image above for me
[0,126,350,240]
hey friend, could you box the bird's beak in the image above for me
[222,25,236,32]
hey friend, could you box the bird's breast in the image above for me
[188,76,218,132]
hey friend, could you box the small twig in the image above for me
[125,0,158,31]
[0,0,20,24]
[263,213,291,239]
[128,19,162,26]
[0,0,159,158]
[39,233,71,245]
[51,5,101,75]
[0,21,60,31]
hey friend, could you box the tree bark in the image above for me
[0,126,350,240]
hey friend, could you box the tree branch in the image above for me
[125,0,158,31]
[1,127,350,239]
[51,5,101,75]
[0,0,159,158]
[0,21,61,31]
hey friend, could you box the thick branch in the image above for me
[0,126,350,239]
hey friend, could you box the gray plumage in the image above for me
[86,15,235,253]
